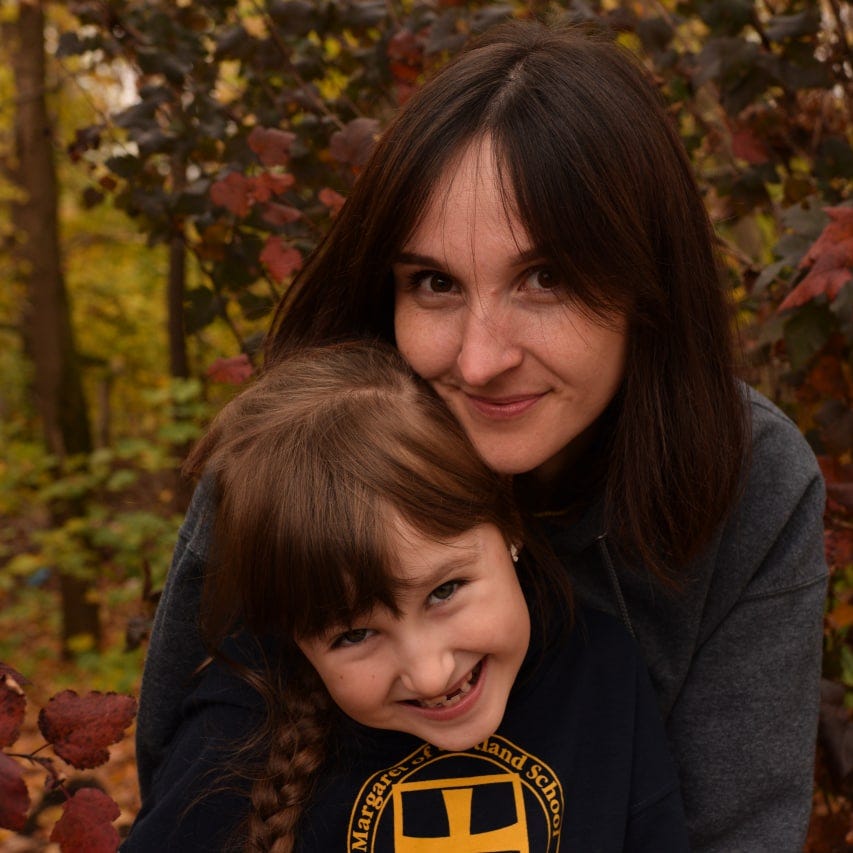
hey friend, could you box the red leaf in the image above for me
[329,117,380,168]
[390,61,421,84]
[0,673,26,748]
[210,172,253,217]
[825,528,853,570]
[802,354,849,400]
[394,81,418,106]
[318,187,346,216]
[826,602,853,630]
[731,126,769,165]
[260,237,303,283]
[38,690,137,770]
[50,788,120,853]
[779,206,853,311]
[206,354,254,385]
[387,29,423,64]
[254,171,295,199]
[828,483,853,513]
[261,202,302,227]
[248,126,296,167]
[0,752,29,831]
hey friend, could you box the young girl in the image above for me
[123,342,688,852]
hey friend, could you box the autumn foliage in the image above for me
[0,0,851,849]
[0,664,135,850]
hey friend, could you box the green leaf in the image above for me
[694,0,754,37]
[815,137,853,183]
[184,286,223,334]
[830,281,853,342]
[765,9,821,41]
[695,38,774,115]
[782,303,834,370]
[104,156,142,180]
[237,290,275,322]
[753,259,788,294]
[105,470,139,492]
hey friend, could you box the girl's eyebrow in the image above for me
[392,247,544,269]
[397,552,479,593]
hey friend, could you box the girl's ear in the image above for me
[510,543,521,563]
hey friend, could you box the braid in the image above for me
[245,665,334,852]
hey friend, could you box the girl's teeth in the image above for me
[416,662,480,708]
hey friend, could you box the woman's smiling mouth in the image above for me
[464,393,546,419]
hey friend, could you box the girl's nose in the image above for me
[397,638,457,700]
[455,302,524,388]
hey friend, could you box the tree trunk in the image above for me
[168,234,189,379]
[12,1,101,656]
[168,152,189,379]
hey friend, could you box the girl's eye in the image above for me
[333,628,374,648]
[428,580,461,605]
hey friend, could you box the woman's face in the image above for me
[393,138,627,479]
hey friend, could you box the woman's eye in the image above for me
[333,628,373,648]
[428,580,461,605]
[524,266,560,291]
[409,271,455,294]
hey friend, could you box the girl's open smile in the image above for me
[403,657,485,714]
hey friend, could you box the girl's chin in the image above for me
[427,727,498,752]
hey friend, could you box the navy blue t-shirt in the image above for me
[123,608,689,851]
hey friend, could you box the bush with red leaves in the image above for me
[0,662,136,852]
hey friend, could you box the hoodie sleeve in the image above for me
[666,390,828,852]
[134,476,215,800]
[122,652,263,852]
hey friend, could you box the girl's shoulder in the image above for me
[521,605,646,698]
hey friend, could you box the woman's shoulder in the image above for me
[738,383,825,535]
[744,383,822,484]
[708,383,827,598]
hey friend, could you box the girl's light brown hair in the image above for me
[187,341,527,646]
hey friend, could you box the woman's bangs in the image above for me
[513,158,634,317]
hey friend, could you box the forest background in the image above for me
[0,0,851,850]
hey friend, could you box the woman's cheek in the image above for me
[396,310,457,381]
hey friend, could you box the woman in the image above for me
[135,21,827,851]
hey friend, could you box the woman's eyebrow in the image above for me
[392,251,443,267]
[393,247,544,269]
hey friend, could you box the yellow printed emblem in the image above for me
[348,736,562,852]
[392,774,528,852]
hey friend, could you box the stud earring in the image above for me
[510,544,519,563]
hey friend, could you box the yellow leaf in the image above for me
[827,603,853,630]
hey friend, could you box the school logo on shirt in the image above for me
[348,735,564,852]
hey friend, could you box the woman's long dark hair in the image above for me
[185,341,571,851]
[263,21,748,580]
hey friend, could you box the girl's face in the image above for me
[393,137,627,480]
[296,519,530,752]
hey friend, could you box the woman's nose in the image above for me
[455,301,524,387]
